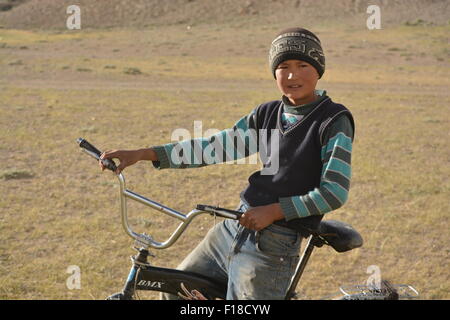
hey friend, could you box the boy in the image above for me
[100,27,355,300]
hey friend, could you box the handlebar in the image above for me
[77,138,242,249]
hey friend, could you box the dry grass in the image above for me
[0,20,448,300]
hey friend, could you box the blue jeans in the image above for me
[161,202,302,300]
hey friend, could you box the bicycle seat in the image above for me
[317,220,363,253]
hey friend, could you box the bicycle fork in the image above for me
[107,247,152,300]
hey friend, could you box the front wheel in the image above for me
[106,292,133,300]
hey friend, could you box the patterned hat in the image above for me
[269,27,325,79]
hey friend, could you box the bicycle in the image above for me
[77,138,416,300]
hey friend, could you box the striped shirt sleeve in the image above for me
[151,109,258,169]
[279,114,354,220]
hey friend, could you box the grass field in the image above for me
[0,20,449,299]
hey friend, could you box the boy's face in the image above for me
[275,59,319,105]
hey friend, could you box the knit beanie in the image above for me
[269,27,325,79]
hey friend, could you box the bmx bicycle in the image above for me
[77,138,417,300]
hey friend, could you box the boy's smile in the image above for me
[275,59,319,105]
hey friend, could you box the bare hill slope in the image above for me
[0,0,448,30]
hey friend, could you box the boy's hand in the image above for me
[99,148,157,174]
[239,203,285,231]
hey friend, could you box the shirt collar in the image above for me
[282,90,328,115]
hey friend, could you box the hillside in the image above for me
[0,0,448,30]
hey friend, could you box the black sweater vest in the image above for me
[240,97,355,236]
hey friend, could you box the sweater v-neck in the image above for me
[278,90,329,135]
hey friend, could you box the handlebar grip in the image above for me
[77,138,117,172]
[77,138,102,157]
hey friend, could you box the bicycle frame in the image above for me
[113,247,228,300]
